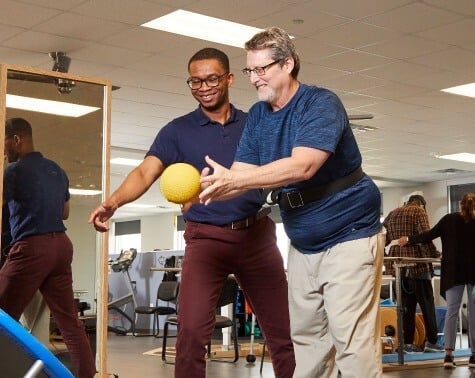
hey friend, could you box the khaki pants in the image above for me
[288,231,384,378]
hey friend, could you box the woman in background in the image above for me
[399,192,475,369]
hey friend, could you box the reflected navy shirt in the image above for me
[3,152,69,243]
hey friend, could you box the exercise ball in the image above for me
[160,163,201,204]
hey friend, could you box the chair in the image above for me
[132,280,179,337]
[161,275,239,363]
[208,275,240,363]
[260,340,267,374]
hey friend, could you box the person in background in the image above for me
[199,27,384,378]
[384,194,443,354]
[398,192,475,368]
[89,47,295,378]
[0,117,96,378]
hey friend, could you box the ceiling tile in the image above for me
[409,46,475,72]
[34,12,129,42]
[309,20,402,49]
[362,2,463,33]
[417,18,475,46]
[316,50,394,72]
[319,73,387,92]
[360,35,448,59]
[296,0,413,20]
[0,0,60,28]
[2,30,89,55]
[424,0,475,17]
[73,0,173,24]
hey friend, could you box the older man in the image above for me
[200,27,384,377]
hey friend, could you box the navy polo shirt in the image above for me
[147,105,263,225]
[3,152,69,243]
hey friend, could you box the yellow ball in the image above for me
[160,163,201,204]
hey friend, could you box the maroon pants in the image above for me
[0,232,96,378]
[174,217,295,378]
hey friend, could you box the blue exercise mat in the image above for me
[382,348,471,364]
[0,308,73,377]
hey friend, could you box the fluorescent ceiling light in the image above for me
[441,83,475,98]
[6,94,100,117]
[110,157,142,167]
[69,188,102,196]
[436,153,475,164]
[142,10,263,48]
[350,124,378,134]
[123,203,157,208]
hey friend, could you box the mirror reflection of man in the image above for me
[0,118,96,378]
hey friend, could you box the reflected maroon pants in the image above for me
[174,217,295,378]
[0,232,96,378]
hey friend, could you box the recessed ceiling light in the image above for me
[6,94,100,117]
[141,10,263,48]
[110,157,142,167]
[436,153,475,164]
[441,83,475,98]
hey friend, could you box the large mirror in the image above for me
[0,63,111,376]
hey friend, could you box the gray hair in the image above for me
[244,26,300,79]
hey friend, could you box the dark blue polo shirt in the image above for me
[3,152,69,243]
[147,105,263,225]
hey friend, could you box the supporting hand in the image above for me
[199,155,234,205]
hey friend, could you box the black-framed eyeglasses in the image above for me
[241,60,281,77]
[186,72,229,90]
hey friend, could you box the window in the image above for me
[113,220,141,254]
[448,183,475,213]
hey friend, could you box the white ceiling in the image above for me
[1,0,475,217]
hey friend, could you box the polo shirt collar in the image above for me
[194,104,239,127]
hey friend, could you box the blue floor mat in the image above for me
[382,348,471,364]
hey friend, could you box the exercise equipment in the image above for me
[160,163,201,204]
[108,248,138,335]
[246,313,257,363]
[380,307,426,350]
[0,308,73,377]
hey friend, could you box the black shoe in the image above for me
[443,355,455,369]
[403,344,423,354]
[469,355,475,368]
[424,341,444,353]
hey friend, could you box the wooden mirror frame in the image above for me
[0,63,111,376]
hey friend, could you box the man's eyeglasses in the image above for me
[241,60,281,77]
[186,72,229,90]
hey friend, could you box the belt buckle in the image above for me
[231,217,250,230]
[286,191,304,209]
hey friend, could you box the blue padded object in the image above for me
[0,308,74,377]
[382,348,471,364]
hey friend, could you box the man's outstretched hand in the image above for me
[88,201,118,232]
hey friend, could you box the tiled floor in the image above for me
[105,333,475,377]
